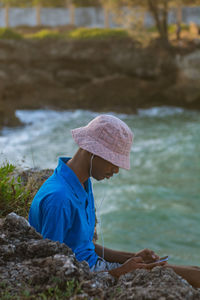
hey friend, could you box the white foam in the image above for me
[138,106,184,117]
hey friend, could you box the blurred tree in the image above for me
[32,0,65,25]
[181,0,200,4]
[72,0,100,6]
[1,0,200,32]
[100,0,116,28]
[176,0,182,41]
[0,0,31,27]
[103,0,194,44]
[121,0,200,42]
[66,0,75,26]
[66,0,101,26]
[147,0,170,43]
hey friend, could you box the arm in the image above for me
[108,257,166,278]
[95,243,159,264]
[95,243,135,263]
[166,264,200,288]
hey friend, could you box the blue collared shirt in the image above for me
[29,157,98,268]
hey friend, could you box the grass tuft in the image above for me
[68,27,129,39]
[25,29,61,39]
[0,28,23,40]
[0,163,30,218]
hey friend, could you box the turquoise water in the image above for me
[0,107,199,265]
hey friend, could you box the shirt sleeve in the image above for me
[41,204,71,244]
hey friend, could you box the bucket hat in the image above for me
[71,115,133,170]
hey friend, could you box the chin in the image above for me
[97,176,105,181]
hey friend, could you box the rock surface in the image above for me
[0,213,200,299]
[0,38,200,129]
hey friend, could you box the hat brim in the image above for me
[71,128,130,170]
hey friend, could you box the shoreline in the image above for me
[1,105,199,134]
[0,38,200,130]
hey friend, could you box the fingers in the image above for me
[121,259,166,275]
[144,249,159,260]
[127,256,144,265]
[136,248,160,262]
[143,261,167,270]
[134,256,144,263]
[151,251,159,260]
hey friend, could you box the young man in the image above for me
[29,114,163,277]
[29,115,200,286]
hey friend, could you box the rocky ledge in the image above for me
[0,38,200,129]
[0,213,200,299]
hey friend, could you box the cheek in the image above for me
[95,164,106,178]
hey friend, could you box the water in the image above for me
[0,107,200,266]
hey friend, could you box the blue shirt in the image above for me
[29,157,98,268]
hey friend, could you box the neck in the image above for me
[67,149,90,184]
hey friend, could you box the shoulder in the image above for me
[33,178,74,210]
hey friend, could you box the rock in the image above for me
[0,212,200,299]
[106,268,200,299]
[17,168,54,206]
[0,213,104,298]
[176,50,200,80]
[0,38,200,130]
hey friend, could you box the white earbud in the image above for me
[89,154,94,177]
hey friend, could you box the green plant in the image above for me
[65,279,82,297]
[37,278,83,299]
[0,286,18,300]
[0,163,30,218]
[0,28,23,39]
[67,28,129,39]
[25,29,61,39]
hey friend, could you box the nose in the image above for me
[113,166,119,174]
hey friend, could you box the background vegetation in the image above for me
[0,164,52,219]
[0,163,30,218]
[0,0,200,44]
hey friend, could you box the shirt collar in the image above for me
[56,157,89,201]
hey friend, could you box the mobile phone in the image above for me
[156,256,169,263]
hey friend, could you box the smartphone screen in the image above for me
[156,256,169,263]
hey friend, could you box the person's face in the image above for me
[91,155,119,181]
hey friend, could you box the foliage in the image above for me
[101,0,185,43]
[0,26,130,41]
[0,278,83,299]
[0,0,32,7]
[168,23,189,33]
[0,163,30,218]
[71,0,100,7]
[0,0,65,7]
[68,27,129,39]
[32,0,66,7]
[0,28,23,39]
[26,29,61,39]
[181,0,200,5]
[147,23,189,33]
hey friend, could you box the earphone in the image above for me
[89,154,94,177]
[89,153,105,259]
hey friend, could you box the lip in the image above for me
[106,174,113,179]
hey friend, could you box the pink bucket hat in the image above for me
[71,115,133,170]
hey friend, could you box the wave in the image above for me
[15,109,98,125]
[138,106,185,117]
[14,107,195,127]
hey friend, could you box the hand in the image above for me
[135,248,159,263]
[109,256,167,278]
[125,256,166,271]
